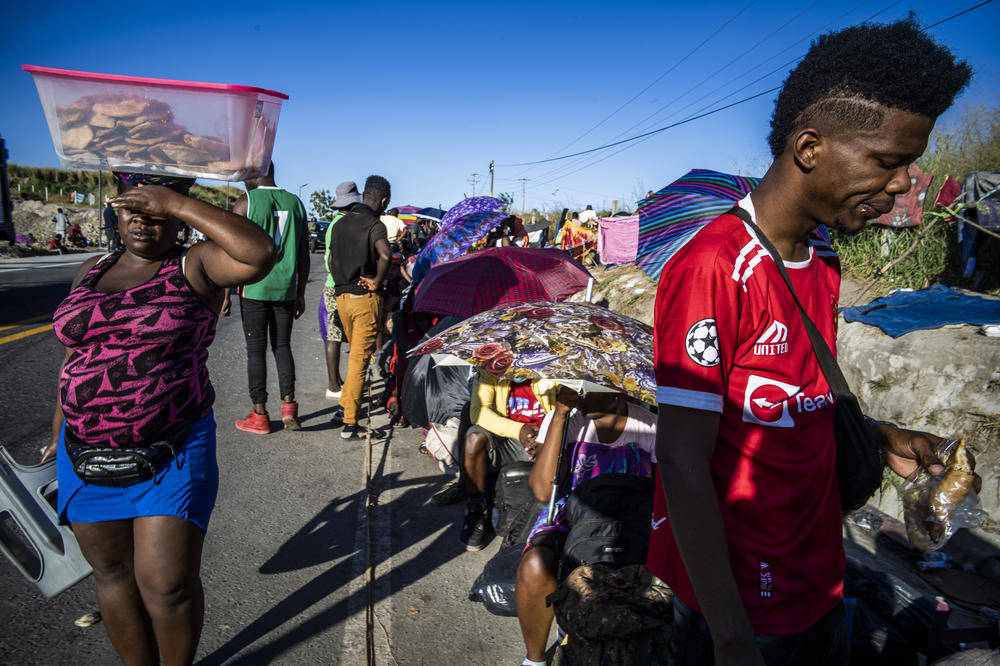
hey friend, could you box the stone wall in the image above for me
[839,319,1000,519]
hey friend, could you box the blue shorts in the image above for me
[56,412,219,532]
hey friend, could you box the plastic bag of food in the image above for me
[902,438,986,551]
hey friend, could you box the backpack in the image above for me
[467,462,548,618]
[548,563,673,666]
[493,461,546,550]
[559,473,654,579]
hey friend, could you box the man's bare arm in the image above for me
[656,405,765,666]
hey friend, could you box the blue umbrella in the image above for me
[410,210,507,283]
[414,207,447,221]
[439,196,505,228]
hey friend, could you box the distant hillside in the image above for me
[7,164,243,211]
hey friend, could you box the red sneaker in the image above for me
[281,402,301,430]
[236,410,270,435]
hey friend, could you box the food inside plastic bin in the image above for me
[57,94,231,169]
[902,437,986,551]
[24,65,286,181]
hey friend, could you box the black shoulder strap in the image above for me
[728,206,851,398]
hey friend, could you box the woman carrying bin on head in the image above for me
[42,172,275,665]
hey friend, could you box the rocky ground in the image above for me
[576,262,1000,521]
[1,199,105,257]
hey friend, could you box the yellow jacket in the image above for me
[470,372,559,440]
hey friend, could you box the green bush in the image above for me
[831,106,1000,295]
[830,220,1000,294]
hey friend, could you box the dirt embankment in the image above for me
[581,263,1000,520]
[2,199,104,256]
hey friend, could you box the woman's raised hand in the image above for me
[108,184,182,219]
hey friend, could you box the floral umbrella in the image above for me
[409,301,655,404]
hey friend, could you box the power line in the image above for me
[600,0,881,152]
[501,86,779,169]
[504,0,895,176]
[499,0,889,176]
[500,0,982,185]
[926,0,994,28]
[584,0,824,155]
[518,0,758,169]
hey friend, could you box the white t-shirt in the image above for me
[578,209,598,224]
[537,401,657,463]
[380,215,407,243]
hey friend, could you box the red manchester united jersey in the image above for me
[647,196,844,635]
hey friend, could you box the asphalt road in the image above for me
[0,253,527,664]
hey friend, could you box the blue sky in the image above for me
[2,1,997,216]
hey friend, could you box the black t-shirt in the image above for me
[329,203,389,295]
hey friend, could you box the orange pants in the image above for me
[336,292,382,424]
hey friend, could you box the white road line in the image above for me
[0,259,93,273]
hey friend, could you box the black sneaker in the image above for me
[430,479,467,506]
[330,406,345,428]
[460,504,494,551]
[340,423,362,440]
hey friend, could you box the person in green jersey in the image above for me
[222,162,309,434]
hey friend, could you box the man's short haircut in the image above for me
[364,175,391,204]
[768,18,971,157]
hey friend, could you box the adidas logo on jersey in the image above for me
[753,320,788,356]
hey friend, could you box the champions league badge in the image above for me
[685,318,720,367]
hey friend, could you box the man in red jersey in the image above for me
[647,20,972,665]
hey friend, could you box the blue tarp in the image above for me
[841,284,1000,338]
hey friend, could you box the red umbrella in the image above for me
[412,247,591,318]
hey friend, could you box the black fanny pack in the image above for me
[65,422,193,487]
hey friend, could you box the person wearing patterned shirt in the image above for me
[44,171,275,666]
[647,20,972,666]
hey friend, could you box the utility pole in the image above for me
[489,160,494,197]
[468,173,479,197]
[518,178,528,215]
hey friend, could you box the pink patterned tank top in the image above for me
[53,247,218,448]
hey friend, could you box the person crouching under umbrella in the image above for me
[515,386,657,666]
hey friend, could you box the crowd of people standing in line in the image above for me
[38,17,983,666]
